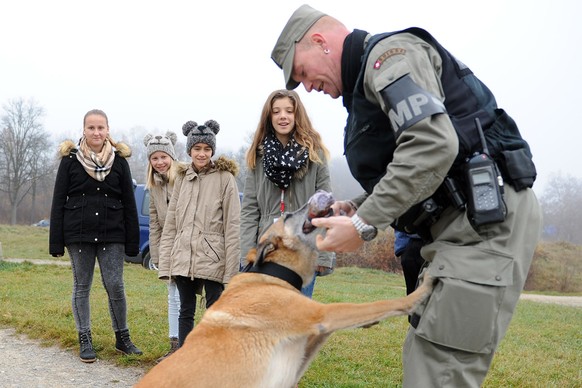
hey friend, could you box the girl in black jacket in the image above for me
[49,109,142,363]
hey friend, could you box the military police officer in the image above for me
[271,4,541,387]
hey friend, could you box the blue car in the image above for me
[125,184,154,269]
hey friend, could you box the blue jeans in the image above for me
[67,243,128,333]
[301,275,316,298]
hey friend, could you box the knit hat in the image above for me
[143,131,177,160]
[183,120,220,156]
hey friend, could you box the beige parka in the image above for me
[158,156,241,285]
[148,162,189,271]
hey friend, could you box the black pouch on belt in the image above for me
[497,148,537,191]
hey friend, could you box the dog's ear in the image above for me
[253,240,276,267]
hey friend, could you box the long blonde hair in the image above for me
[246,89,330,169]
[145,159,181,190]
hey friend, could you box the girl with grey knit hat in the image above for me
[157,120,241,347]
[144,131,188,363]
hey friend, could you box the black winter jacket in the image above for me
[49,140,140,257]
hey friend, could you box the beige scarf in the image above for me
[76,136,115,181]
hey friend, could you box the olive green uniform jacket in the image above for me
[349,31,541,388]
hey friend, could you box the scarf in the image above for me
[262,131,309,190]
[76,136,115,182]
[341,29,369,113]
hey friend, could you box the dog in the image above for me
[136,191,434,388]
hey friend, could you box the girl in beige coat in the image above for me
[144,131,187,361]
[158,120,240,347]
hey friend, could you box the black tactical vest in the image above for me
[343,28,535,195]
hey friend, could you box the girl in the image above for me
[49,109,142,362]
[143,131,186,362]
[158,120,240,347]
[240,89,334,298]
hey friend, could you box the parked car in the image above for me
[32,219,50,227]
[125,184,154,269]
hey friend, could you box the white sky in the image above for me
[1,0,580,195]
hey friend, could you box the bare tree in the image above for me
[539,173,582,244]
[0,98,53,224]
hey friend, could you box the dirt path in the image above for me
[519,293,582,307]
[0,328,145,387]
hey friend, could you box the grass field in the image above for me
[1,224,581,386]
[0,261,580,387]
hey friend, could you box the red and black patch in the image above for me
[373,48,406,70]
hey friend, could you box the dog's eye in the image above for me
[283,213,293,221]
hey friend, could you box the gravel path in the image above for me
[0,328,145,387]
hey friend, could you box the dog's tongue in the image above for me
[303,191,335,233]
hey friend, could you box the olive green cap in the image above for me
[271,4,326,90]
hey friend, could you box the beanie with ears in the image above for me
[183,120,220,156]
[143,131,178,160]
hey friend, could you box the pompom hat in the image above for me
[143,131,177,160]
[183,120,220,156]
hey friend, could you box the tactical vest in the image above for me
[344,28,536,196]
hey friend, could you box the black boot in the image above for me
[78,330,96,363]
[115,329,143,355]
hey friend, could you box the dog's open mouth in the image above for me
[302,191,335,234]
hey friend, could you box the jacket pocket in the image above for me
[201,232,225,263]
[63,196,87,233]
[416,245,513,353]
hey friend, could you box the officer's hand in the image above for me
[311,216,364,252]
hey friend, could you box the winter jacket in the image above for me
[49,140,140,257]
[240,149,334,268]
[148,162,189,270]
[157,157,241,285]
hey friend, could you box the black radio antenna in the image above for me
[474,118,489,156]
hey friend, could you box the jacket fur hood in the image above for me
[57,139,132,158]
[214,156,239,176]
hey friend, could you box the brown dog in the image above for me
[136,192,434,388]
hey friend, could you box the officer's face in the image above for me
[292,44,342,99]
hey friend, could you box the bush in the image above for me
[336,229,402,273]
[336,229,582,294]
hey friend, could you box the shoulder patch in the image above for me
[374,48,406,70]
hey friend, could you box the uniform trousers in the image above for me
[402,185,542,387]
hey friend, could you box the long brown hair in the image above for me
[245,89,330,169]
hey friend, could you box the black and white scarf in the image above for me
[262,131,309,190]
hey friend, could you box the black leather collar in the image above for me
[243,261,303,291]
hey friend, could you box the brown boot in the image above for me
[156,336,179,364]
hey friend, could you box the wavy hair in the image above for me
[245,90,330,169]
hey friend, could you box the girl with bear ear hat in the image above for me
[157,119,241,348]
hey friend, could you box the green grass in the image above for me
[0,263,580,387]
[0,224,63,261]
